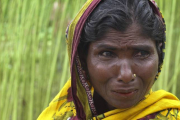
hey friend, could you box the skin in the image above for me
[86,24,159,114]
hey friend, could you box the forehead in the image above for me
[91,24,156,50]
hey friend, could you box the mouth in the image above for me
[112,89,138,98]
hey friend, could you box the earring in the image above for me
[133,74,136,78]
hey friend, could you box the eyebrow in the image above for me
[95,44,154,51]
[95,44,117,50]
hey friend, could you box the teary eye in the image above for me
[99,51,114,57]
[135,50,150,58]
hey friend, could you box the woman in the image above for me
[38,0,180,119]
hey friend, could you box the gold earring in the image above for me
[133,74,136,78]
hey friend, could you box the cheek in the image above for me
[136,57,159,85]
[87,58,110,83]
[86,55,113,95]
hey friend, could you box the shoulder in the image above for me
[139,108,180,120]
[37,80,77,120]
[139,90,180,120]
[156,108,180,119]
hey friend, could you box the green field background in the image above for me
[0,0,180,119]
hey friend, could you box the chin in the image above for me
[111,100,140,109]
[116,104,135,109]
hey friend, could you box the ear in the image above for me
[159,42,162,48]
[158,42,163,65]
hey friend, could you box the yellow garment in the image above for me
[38,80,180,120]
[38,0,180,119]
[38,80,76,120]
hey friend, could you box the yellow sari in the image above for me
[38,0,180,119]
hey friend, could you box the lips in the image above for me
[112,89,138,98]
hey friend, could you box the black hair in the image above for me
[78,0,165,66]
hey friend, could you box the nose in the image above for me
[116,60,134,83]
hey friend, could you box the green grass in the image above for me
[0,0,86,119]
[153,0,180,96]
[0,0,179,119]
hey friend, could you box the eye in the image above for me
[134,50,150,58]
[99,51,115,58]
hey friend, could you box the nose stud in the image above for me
[133,74,136,78]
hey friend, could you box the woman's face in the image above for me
[86,24,159,109]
